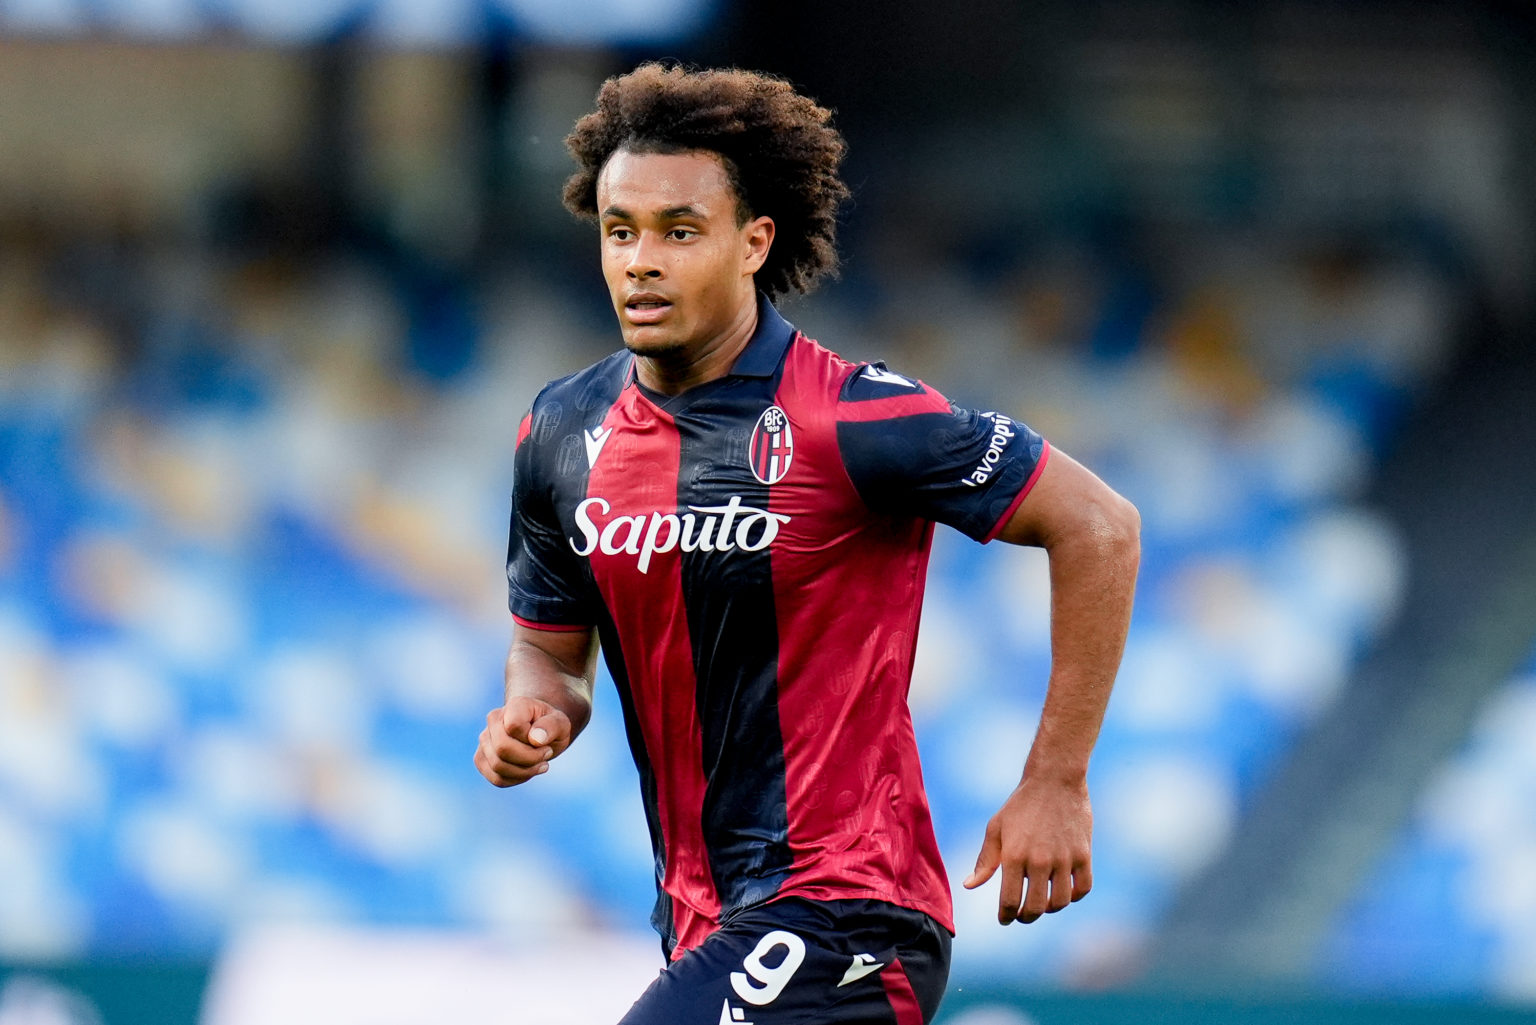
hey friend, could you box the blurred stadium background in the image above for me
[1,0,1534,1022]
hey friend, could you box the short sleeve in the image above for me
[835,362,1051,542]
[506,408,600,630]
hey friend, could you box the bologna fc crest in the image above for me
[749,405,794,485]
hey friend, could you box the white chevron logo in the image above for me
[861,365,916,388]
[584,425,613,468]
[837,952,885,987]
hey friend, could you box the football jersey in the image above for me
[506,295,1049,957]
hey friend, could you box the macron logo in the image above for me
[837,953,885,987]
[584,426,613,468]
[862,365,917,388]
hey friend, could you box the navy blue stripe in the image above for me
[836,409,1045,541]
[506,350,632,624]
[596,610,674,952]
[673,376,793,917]
[837,360,930,402]
[507,352,679,942]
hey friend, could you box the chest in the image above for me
[555,391,858,586]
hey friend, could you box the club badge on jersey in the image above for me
[750,405,794,485]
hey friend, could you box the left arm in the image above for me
[963,446,1141,924]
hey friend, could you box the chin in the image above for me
[621,328,688,362]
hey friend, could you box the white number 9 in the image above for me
[729,930,806,1006]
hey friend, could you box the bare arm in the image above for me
[474,623,598,787]
[964,446,1140,924]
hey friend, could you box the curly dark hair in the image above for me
[563,63,850,299]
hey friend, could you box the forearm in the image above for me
[505,633,597,738]
[1024,495,1140,783]
[969,448,1137,919]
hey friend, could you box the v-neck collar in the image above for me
[627,293,795,409]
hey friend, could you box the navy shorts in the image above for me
[619,898,951,1025]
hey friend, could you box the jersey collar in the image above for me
[624,293,795,393]
[727,293,796,378]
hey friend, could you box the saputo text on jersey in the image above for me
[569,495,793,573]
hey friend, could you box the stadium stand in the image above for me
[0,223,1444,988]
[5,5,1531,1007]
[1321,647,1536,1000]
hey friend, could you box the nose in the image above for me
[625,232,664,280]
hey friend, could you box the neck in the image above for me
[633,294,759,396]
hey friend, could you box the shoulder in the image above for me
[522,350,632,450]
[778,336,947,414]
[838,360,932,400]
[779,332,857,387]
[835,361,953,422]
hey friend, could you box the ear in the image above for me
[742,215,775,276]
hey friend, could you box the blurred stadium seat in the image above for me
[0,219,1438,979]
[1,3,1534,1019]
[1321,646,1536,1000]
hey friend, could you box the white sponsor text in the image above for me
[962,412,1016,487]
[569,496,791,573]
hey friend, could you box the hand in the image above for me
[963,775,1093,924]
[474,696,573,787]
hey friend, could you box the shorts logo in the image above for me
[837,952,885,986]
[749,405,793,485]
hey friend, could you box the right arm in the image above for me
[474,623,598,787]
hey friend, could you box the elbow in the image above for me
[1115,496,1142,580]
[1096,490,1141,571]
[1044,486,1140,570]
[1111,492,1141,549]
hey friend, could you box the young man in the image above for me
[475,64,1140,1024]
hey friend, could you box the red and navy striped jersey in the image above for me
[506,296,1050,957]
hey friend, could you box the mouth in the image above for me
[624,293,673,325]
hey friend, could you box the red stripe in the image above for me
[516,412,532,448]
[511,615,589,633]
[880,957,925,1025]
[835,387,951,423]
[764,338,957,935]
[584,390,720,952]
[983,440,1052,543]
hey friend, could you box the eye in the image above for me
[666,227,697,241]
[607,226,635,242]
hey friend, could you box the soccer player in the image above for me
[475,64,1140,1024]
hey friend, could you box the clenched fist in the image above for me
[474,695,574,787]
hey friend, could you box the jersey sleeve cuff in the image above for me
[982,440,1051,544]
[511,614,592,633]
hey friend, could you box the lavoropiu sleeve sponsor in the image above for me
[506,404,600,629]
[834,362,1050,542]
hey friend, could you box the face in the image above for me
[596,148,774,362]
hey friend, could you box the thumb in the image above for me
[528,710,567,749]
[964,832,1001,890]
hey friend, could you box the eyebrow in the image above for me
[601,204,705,221]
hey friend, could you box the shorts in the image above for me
[618,897,952,1025]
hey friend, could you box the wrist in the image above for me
[1021,752,1089,787]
